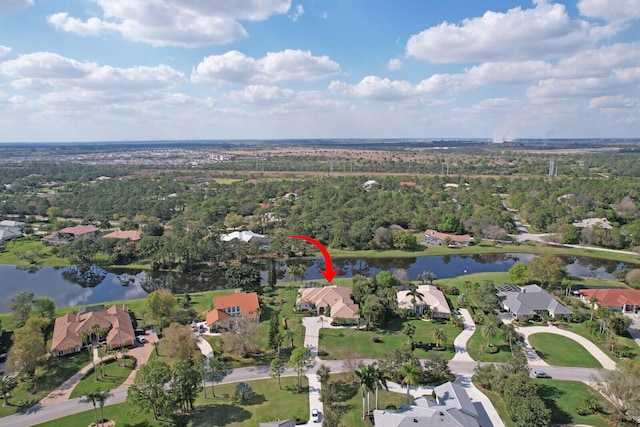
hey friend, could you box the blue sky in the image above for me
[0,0,638,142]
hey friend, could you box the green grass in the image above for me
[466,325,514,363]
[325,373,408,427]
[319,318,461,360]
[0,351,91,417]
[534,379,613,427]
[528,333,602,368]
[70,357,135,398]
[33,376,309,427]
[476,380,613,427]
[0,238,68,267]
[563,322,640,361]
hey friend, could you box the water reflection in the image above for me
[0,253,628,312]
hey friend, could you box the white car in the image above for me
[136,335,147,343]
[311,409,319,423]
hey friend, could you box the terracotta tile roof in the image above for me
[50,305,135,353]
[296,286,360,319]
[59,224,100,236]
[579,288,640,308]
[206,309,230,326]
[102,229,143,241]
[212,292,260,319]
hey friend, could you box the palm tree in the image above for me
[589,296,599,321]
[399,361,421,405]
[406,286,425,314]
[431,327,447,348]
[95,389,113,426]
[502,323,520,352]
[418,271,436,285]
[402,323,416,345]
[0,375,17,406]
[370,363,388,410]
[288,263,307,285]
[283,328,296,349]
[355,365,375,419]
[79,391,101,427]
[482,322,498,348]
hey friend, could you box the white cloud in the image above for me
[578,0,640,23]
[588,95,636,108]
[48,0,291,47]
[0,0,33,16]
[227,85,296,104]
[553,42,640,78]
[289,4,304,21]
[0,46,11,61]
[527,67,640,99]
[191,49,340,84]
[387,59,403,71]
[406,0,616,63]
[0,52,184,105]
[330,76,415,101]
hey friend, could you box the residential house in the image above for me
[50,304,135,356]
[0,220,24,242]
[373,382,480,427]
[206,291,260,329]
[296,285,360,323]
[221,230,272,246]
[42,224,100,245]
[423,229,471,247]
[572,217,613,230]
[102,229,143,241]
[363,179,378,190]
[578,288,640,313]
[397,285,451,318]
[499,284,572,319]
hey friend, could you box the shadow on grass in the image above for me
[330,380,359,402]
[188,403,251,426]
[536,383,573,425]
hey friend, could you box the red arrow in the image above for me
[288,235,339,283]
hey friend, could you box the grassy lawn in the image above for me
[563,322,640,361]
[319,318,461,360]
[325,373,408,427]
[534,379,613,427]
[0,238,68,267]
[476,380,613,427]
[69,357,135,398]
[528,333,602,368]
[33,376,309,427]
[0,351,91,417]
[466,325,514,363]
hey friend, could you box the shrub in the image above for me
[482,344,499,354]
[448,286,460,295]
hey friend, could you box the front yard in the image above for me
[527,332,602,368]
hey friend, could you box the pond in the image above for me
[0,253,626,313]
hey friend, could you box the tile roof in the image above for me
[501,285,572,317]
[59,224,100,236]
[578,288,640,308]
[212,292,260,319]
[296,286,360,319]
[397,285,451,316]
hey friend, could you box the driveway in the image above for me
[516,325,616,370]
[451,308,475,363]
[625,312,640,348]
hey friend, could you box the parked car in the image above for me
[311,409,319,423]
[136,335,147,343]
[534,371,551,378]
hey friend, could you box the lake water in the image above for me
[0,254,625,313]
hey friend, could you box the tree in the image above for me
[399,360,421,404]
[234,382,253,403]
[208,358,228,398]
[94,389,113,426]
[5,316,47,376]
[220,316,261,357]
[342,350,363,383]
[431,327,447,348]
[370,363,388,410]
[268,311,282,354]
[316,364,331,389]
[594,359,640,422]
[288,347,316,393]
[422,354,455,385]
[589,295,599,321]
[225,264,261,292]
[355,364,374,419]
[626,269,640,288]
[417,271,436,285]
[287,263,307,284]
[508,263,528,285]
[392,231,417,250]
[402,323,416,344]
[475,281,500,312]
[527,254,565,287]
[270,358,286,390]
[267,259,277,289]
[10,291,34,328]
[171,359,200,413]
[146,289,176,326]
[79,391,102,427]
[162,323,199,360]
[126,359,174,420]
[406,286,424,313]
[359,295,385,329]
[0,375,17,406]
[482,322,498,348]
[31,297,56,323]
[502,323,521,352]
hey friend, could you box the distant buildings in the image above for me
[0,220,24,243]
[423,229,471,247]
[221,230,272,246]
[572,217,613,230]
[102,229,143,241]
[42,224,100,245]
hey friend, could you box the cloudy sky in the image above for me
[0,0,638,142]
